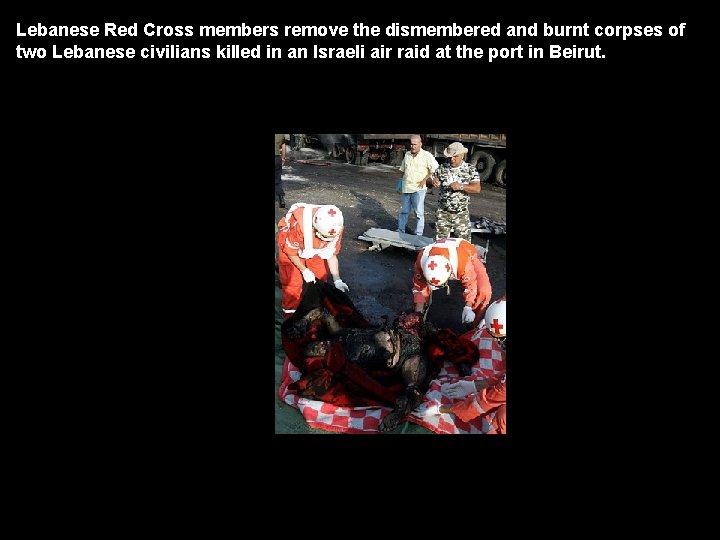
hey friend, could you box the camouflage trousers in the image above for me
[435,207,472,242]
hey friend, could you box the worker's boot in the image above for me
[278,194,286,208]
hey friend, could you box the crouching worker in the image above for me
[277,203,350,318]
[432,297,507,434]
[412,237,492,325]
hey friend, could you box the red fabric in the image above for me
[277,283,507,434]
[426,328,479,368]
[281,282,403,408]
[279,355,481,434]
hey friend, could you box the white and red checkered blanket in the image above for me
[277,322,506,434]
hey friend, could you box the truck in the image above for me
[302,133,507,186]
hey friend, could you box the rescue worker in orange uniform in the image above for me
[277,203,350,318]
[412,237,492,325]
[435,297,507,434]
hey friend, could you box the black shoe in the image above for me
[278,194,286,208]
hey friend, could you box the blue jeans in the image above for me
[397,189,426,235]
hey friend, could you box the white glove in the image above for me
[301,268,316,283]
[442,380,477,400]
[424,403,441,416]
[334,279,349,293]
[462,306,476,324]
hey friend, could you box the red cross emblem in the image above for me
[327,208,337,216]
[490,318,504,335]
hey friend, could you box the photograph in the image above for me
[275,134,506,434]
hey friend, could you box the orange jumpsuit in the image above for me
[277,204,343,316]
[412,237,492,322]
[450,375,506,434]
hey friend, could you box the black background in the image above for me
[13,9,708,492]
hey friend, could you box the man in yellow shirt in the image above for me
[397,135,438,236]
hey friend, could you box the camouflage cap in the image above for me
[443,142,469,157]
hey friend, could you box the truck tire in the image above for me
[345,146,355,163]
[494,159,506,186]
[470,150,496,182]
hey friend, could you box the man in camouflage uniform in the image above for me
[430,142,481,241]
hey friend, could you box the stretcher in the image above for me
[358,228,489,264]
[470,217,506,235]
